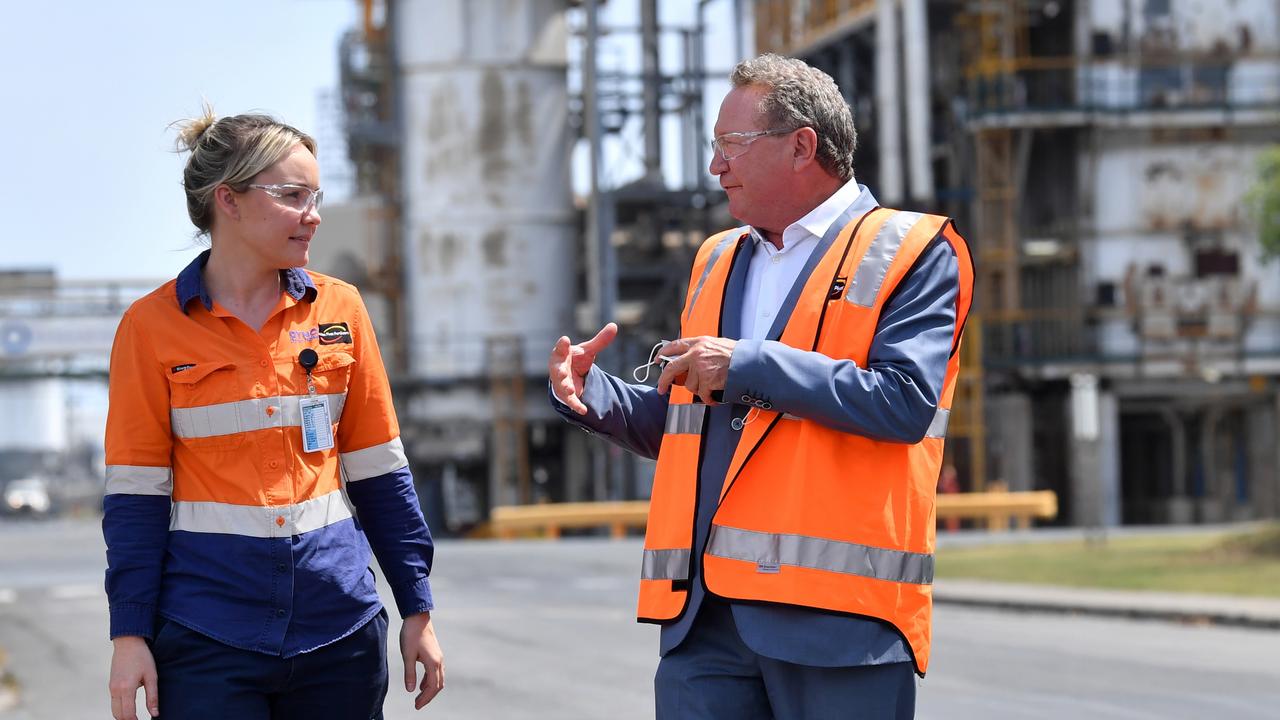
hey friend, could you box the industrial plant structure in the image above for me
[311,0,1280,533]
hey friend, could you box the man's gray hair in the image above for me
[731,54,856,181]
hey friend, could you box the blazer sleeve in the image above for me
[549,366,670,460]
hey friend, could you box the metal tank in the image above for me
[0,379,67,452]
[393,0,575,515]
[396,0,574,382]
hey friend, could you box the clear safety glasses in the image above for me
[248,183,324,214]
[709,127,797,162]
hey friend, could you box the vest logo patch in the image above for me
[318,322,352,345]
[756,561,781,574]
[828,276,847,300]
[171,363,196,374]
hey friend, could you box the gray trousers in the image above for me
[655,600,916,720]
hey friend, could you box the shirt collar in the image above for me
[175,249,317,314]
[748,177,877,251]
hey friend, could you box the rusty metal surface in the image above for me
[397,0,576,382]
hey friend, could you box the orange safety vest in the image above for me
[638,208,974,675]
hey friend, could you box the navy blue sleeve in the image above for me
[723,237,959,443]
[549,365,670,460]
[102,494,171,639]
[345,466,435,617]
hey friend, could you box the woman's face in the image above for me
[233,143,322,269]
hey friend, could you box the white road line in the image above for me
[572,576,626,591]
[0,588,15,604]
[49,584,103,600]
[489,577,538,592]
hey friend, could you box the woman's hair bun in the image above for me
[173,102,218,153]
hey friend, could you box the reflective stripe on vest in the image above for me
[641,548,692,581]
[705,525,934,585]
[170,393,347,439]
[170,489,352,537]
[685,230,745,322]
[664,404,706,435]
[846,211,923,308]
[925,408,950,439]
[105,465,174,496]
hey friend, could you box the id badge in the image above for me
[300,396,334,453]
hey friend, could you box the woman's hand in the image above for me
[400,612,445,709]
[108,636,158,720]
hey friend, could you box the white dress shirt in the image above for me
[739,177,865,340]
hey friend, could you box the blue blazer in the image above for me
[553,187,959,667]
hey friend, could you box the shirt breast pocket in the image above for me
[308,352,356,421]
[167,362,245,453]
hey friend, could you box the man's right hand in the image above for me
[549,323,618,415]
[109,636,158,720]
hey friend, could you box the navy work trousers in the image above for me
[151,609,389,720]
[655,599,917,720]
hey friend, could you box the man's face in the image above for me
[709,84,796,231]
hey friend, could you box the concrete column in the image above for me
[1198,406,1224,523]
[991,394,1034,492]
[640,0,662,184]
[563,429,592,502]
[1098,391,1121,527]
[901,0,933,203]
[1161,408,1193,524]
[733,0,754,61]
[875,0,903,204]
[1260,395,1280,518]
[1069,373,1103,528]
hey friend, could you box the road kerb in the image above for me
[934,579,1280,630]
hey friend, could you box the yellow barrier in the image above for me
[936,490,1058,531]
[490,490,1058,539]
[489,501,649,539]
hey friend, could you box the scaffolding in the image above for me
[338,0,406,371]
[754,0,876,57]
[487,336,532,507]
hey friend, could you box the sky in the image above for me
[0,0,739,283]
[0,0,357,281]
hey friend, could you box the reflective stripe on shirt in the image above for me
[170,393,347,439]
[169,489,353,537]
[341,437,409,482]
[105,465,174,496]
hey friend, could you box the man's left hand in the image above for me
[400,612,445,709]
[656,336,737,404]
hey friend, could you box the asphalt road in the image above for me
[1,518,1277,719]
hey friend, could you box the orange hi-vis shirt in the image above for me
[103,251,434,657]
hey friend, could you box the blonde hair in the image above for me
[173,103,317,235]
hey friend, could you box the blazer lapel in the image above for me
[719,234,754,340]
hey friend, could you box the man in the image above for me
[549,54,972,719]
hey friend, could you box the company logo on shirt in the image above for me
[290,327,319,344]
[318,322,353,345]
[171,363,196,374]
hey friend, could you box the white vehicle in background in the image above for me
[3,477,52,516]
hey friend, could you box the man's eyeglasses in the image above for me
[709,128,797,162]
[248,184,324,214]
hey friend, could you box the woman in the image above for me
[103,108,443,719]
